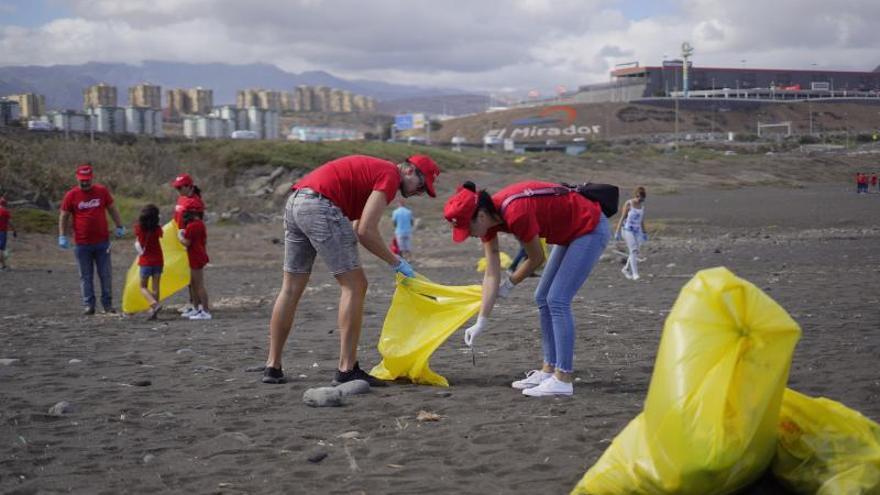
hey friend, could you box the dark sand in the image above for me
[1,184,879,494]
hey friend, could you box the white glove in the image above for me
[177,229,186,243]
[134,240,145,256]
[464,316,487,347]
[498,276,515,299]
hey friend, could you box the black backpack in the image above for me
[499,182,620,218]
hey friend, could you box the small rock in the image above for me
[48,401,74,416]
[131,380,152,387]
[303,387,344,407]
[0,358,20,366]
[337,431,360,440]
[307,451,328,463]
[143,454,155,464]
[713,248,722,254]
[434,391,453,398]
[335,379,370,397]
[68,359,82,364]
[666,263,676,268]
[176,348,195,355]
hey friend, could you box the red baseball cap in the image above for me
[443,185,479,243]
[406,155,440,197]
[76,164,94,180]
[171,173,194,188]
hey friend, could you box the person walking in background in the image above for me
[856,172,868,193]
[391,198,415,259]
[443,180,609,397]
[261,154,440,386]
[871,173,878,193]
[615,186,648,281]
[134,204,164,320]
[178,208,211,320]
[58,164,126,315]
[0,197,16,271]
[171,173,205,316]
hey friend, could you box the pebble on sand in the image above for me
[307,451,328,463]
[48,401,74,416]
[334,379,370,397]
[0,358,20,366]
[303,387,344,407]
[131,380,152,387]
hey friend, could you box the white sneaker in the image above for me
[181,307,199,318]
[621,266,634,280]
[511,370,553,389]
[522,376,573,397]
[189,310,212,320]
[632,273,640,281]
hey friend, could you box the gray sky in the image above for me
[1,0,878,97]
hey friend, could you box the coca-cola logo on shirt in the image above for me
[77,198,102,210]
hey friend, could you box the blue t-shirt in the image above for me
[392,206,413,235]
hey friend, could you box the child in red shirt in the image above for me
[0,197,17,271]
[135,204,164,319]
[178,208,211,320]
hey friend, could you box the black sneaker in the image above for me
[332,361,387,387]
[261,366,287,384]
[102,307,117,315]
[82,306,95,316]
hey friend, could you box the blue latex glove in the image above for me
[58,235,70,249]
[115,226,126,238]
[641,232,648,242]
[393,258,415,278]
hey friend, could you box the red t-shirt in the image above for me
[293,155,400,220]
[481,181,601,246]
[183,220,209,269]
[0,207,9,232]
[174,194,205,226]
[135,225,164,267]
[872,176,878,185]
[60,184,114,245]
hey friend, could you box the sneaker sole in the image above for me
[522,389,573,397]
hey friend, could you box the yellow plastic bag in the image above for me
[573,267,802,495]
[370,275,482,387]
[122,221,191,314]
[476,252,511,272]
[476,239,548,272]
[774,388,880,494]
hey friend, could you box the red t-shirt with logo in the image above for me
[481,181,601,246]
[183,219,209,269]
[135,225,164,267]
[174,194,205,226]
[293,155,400,220]
[0,207,9,232]
[60,184,114,245]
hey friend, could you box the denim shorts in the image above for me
[283,189,360,275]
[139,265,163,278]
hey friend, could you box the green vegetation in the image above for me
[10,208,56,234]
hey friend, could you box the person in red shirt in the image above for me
[178,208,211,320]
[444,180,610,397]
[0,197,17,271]
[58,164,126,315]
[134,204,164,320]
[171,173,205,315]
[261,154,441,386]
[872,174,878,192]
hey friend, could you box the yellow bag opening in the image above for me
[573,267,802,495]
[122,221,191,314]
[370,275,482,387]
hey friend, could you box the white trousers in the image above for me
[622,229,643,278]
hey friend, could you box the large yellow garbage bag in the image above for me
[370,275,482,387]
[774,388,880,494]
[573,267,802,495]
[122,221,191,314]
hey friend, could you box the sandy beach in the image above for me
[1,183,879,494]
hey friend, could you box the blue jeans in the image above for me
[74,240,113,309]
[534,215,610,373]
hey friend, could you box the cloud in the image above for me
[0,0,878,94]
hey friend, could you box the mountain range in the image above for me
[0,60,485,114]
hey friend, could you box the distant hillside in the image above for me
[0,61,466,111]
[377,94,492,117]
